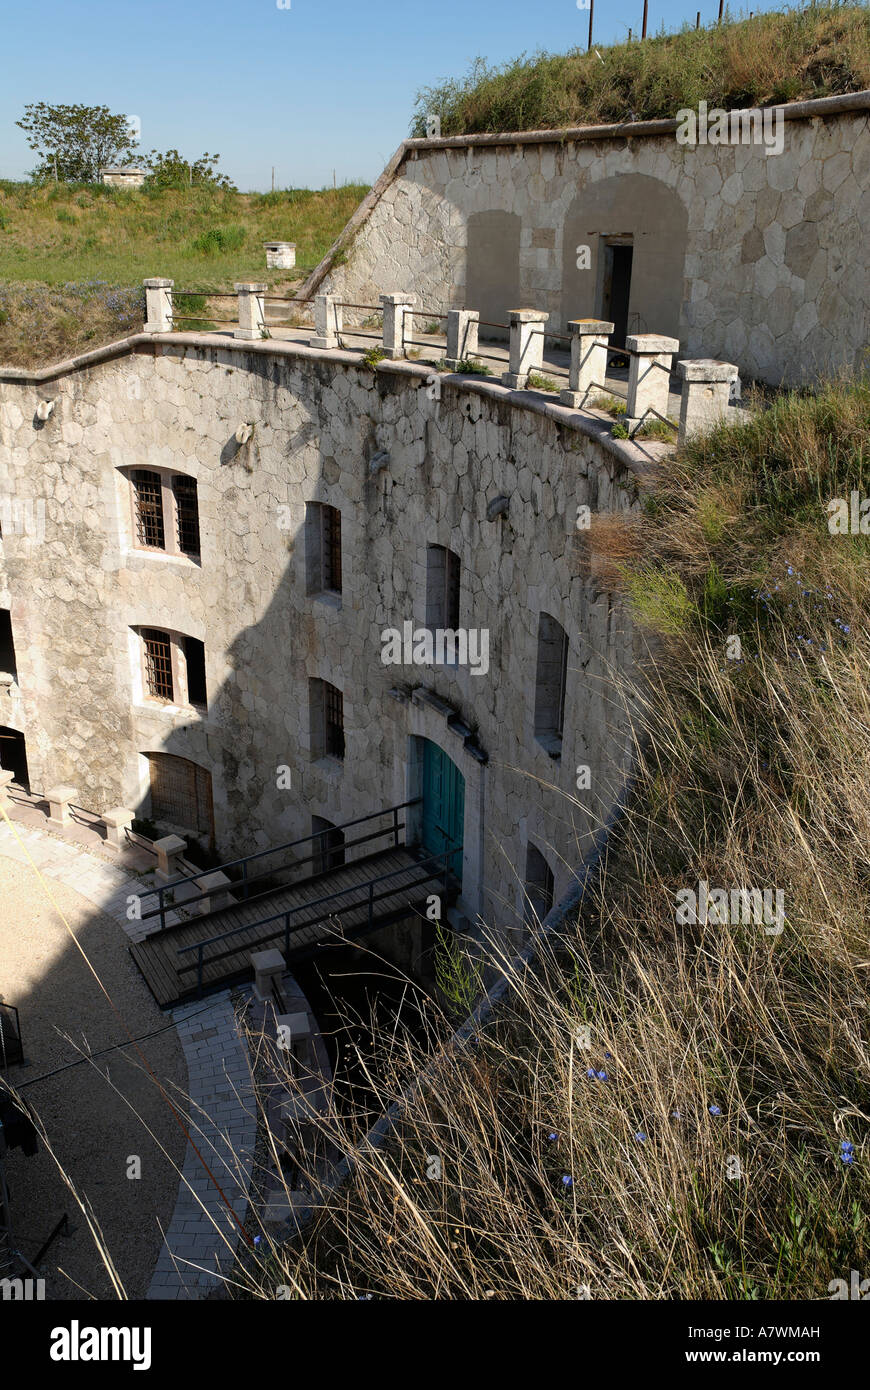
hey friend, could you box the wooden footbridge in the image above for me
[129,801,460,1008]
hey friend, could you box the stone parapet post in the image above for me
[234,283,268,341]
[311,293,343,349]
[502,309,549,389]
[625,333,680,428]
[143,278,173,333]
[379,294,415,359]
[559,319,614,407]
[677,359,738,444]
[445,309,480,369]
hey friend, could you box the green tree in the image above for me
[142,149,236,191]
[16,102,138,182]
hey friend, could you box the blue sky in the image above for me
[0,0,783,190]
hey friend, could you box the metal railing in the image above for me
[176,842,459,996]
[137,798,423,932]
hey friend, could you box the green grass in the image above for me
[0,180,368,289]
[411,3,870,134]
[526,371,558,392]
[0,180,368,366]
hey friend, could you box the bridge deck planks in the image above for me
[130,847,447,1008]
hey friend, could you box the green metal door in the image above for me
[422,740,464,883]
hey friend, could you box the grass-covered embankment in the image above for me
[235,377,870,1299]
[411,3,870,135]
[0,181,368,368]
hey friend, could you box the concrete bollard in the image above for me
[196,869,233,915]
[153,833,187,882]
[502,309,549,389]
[234,283,268,341]
[251,948,286,1002]
[379,293,415,359]
[559,319,614,407]
[0,769,15,811]
[46,785,78,830]
[264,241,296,270]
[445,309,480,369]
[102,806,135,851]
[143,278,173,333]
[311,293,343,349]
[276,1010,313,1064]
[677,359,738,444]
[625,334,680,429]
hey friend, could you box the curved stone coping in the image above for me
[0,329,669,476]
[267,766,636,1245]
[297,89,870,301]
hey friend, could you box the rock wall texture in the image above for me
[0,339,643,935]
[312,101,870,386]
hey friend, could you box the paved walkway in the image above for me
[0,803,257,1300]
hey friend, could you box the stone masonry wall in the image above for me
[315,105,869,386]
[0,339,642,934]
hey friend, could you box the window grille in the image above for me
[147,753,214,838]
[322,505,342,593]
[323,682,345,759]
[132,470,165,549]
[173,476,201,556]
[142,628,174,701]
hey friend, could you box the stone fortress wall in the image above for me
[305,93,870,386]
[0,335,645,935]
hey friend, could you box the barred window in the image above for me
[132,470,165,549]
[125,467,200,559]
[305,502,342,596]
[324,682,345,758]
[142,628,174,702]
[322,505,342,594]
[147,753,214,839]
[310,678,345,761]
[173,476,201,557]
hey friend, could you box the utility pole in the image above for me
[642,0,648,39]
[696,10,700,26]
[271,166,275,192]
[333,168,336,190]
[587,0,594,51]
[718,0,724,21]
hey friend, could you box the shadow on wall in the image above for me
[560,173,689,341]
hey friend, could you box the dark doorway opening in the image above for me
[0,611,17,678]
[311,816,346,874]
[0,727,29,790]
[600,238,633,351]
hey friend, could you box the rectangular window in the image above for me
[142,629,174,702]
[324,682,345,759]
[183,636,208,708]
[426,545,461,632]
[322,505,342,594]
[173,476,201,557]
[534,613,568,756]
[306,502,342,596]
[132,470,165,549]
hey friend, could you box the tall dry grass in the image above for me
[228,377,869,1300]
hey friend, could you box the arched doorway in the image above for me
[144,752,214,845]
[560,173,688,342]
[465,209,521,341]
